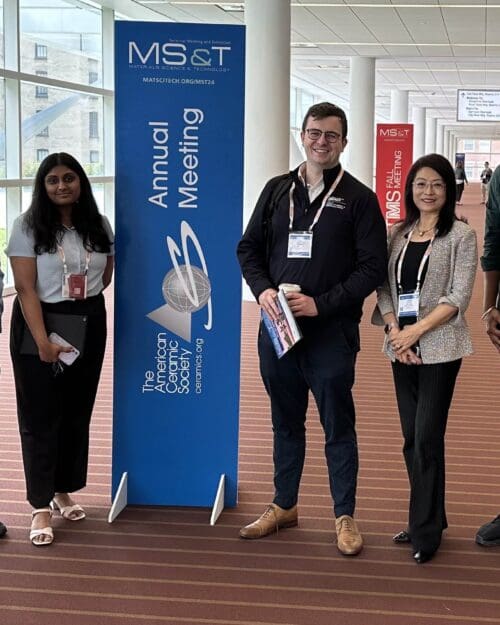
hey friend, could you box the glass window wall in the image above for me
[0,77,5,176]
[1,1,113,288]
[20,0,102,87]
[21,82,104,176]
[0,1,4,68]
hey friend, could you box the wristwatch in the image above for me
[384,322,398,334]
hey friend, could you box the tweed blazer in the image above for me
[372,219,478,364]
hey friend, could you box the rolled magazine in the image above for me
[261,289,303,358]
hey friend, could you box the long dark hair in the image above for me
[402,153,457,237]
[24,152,112,254]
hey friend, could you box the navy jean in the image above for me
[258,318,359,518]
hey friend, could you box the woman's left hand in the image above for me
[395,347,422,365]
[390,324,423,356]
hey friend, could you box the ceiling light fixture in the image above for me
[215,3,244,10]
[298,65,347,69]
[291,42,318,48]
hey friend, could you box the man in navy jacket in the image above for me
[237,102,387,555]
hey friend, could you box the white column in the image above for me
[244,0,290,228]
[435,123,444,155]
[412,106,426,161]
[390,89,409,123]
[346,57,375,187]
[425,116,437,154]
[449,133,456,162]
[444,129,450,160]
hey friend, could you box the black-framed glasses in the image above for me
[304,128,342,143]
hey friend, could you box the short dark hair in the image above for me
[302,102,348,139]
[26,152,112,254]
[402,153,457,237]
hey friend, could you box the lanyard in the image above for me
[288,166,344,232]
[396,226,435,295]
[57,242,91,275]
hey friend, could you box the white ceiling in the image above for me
[100,0,500,139]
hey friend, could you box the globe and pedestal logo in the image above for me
[162,265,211,314]
[147,222,213,342]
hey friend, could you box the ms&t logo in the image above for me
[147,221,212,342]
[128,40,231,69]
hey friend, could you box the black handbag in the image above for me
[20,312,88,357]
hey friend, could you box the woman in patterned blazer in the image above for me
[373,153,478,564]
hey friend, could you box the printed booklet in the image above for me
[261,289,302,358]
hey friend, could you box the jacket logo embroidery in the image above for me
[327,196,346,210]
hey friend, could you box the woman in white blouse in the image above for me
[6,153,114,546]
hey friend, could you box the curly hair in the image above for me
[24,152,112,254]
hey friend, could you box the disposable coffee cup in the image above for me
[279,283,301,294]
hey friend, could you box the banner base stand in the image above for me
[210,474,225,526]
[108,471,128,523]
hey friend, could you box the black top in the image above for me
[237,164,388,331]
[397,240,430,328]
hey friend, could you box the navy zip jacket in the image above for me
[237,163,388,329]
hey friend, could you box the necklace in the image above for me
[416,221,436,236]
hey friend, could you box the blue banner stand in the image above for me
[111,22,245,523]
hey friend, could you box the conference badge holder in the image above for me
[287,231,313,259]
[398,291,419,318]
[62,273,88,300]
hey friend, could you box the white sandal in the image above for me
[50,499,86,521]
[30,508,54,546]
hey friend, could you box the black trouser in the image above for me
[456,183,464,202]
[10,294,107,509]
[259,318,359,518]
[392,359,461,553]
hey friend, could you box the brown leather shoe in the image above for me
[335,514,363,555]
[239,504,298,539]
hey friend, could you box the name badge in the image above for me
[288,231,312,259]
[398,292,419,317]
[62,273,88,299]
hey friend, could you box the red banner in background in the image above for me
[375,124,414,228]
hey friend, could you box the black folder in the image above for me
[20,312,88,357]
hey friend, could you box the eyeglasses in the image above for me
[412,180,445,193]
[304,128,342,143]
